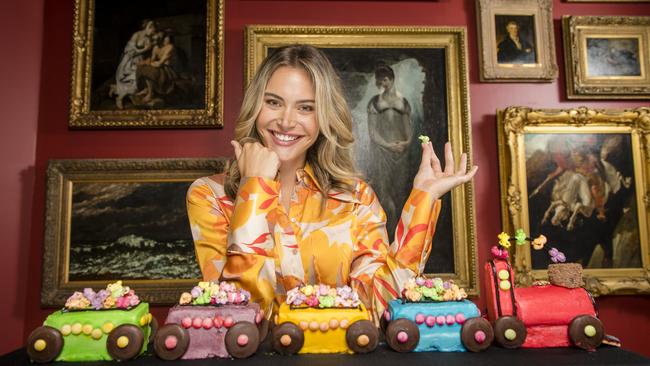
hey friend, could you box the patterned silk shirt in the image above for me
[186,164,441,318]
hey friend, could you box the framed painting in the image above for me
[245,25,479,294]
[68,0,224,128]
[498,106,650,296]
[476,0,558,82]
[563,16,650,99]
[41,158,226,306]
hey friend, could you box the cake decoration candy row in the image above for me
[493,229,566,263]
[286,284,361,308]
[65,281,140,310]
[402,277,468,302]
[178,281,251,306]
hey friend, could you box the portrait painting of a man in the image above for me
[495,15,537,64]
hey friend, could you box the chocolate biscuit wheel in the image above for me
[26,326,63,363]
[225,321,260,358]
[569,315,604,350]
[153,324,189,361]
[460,317,494,352]
[345,319,379,353]
[379,313,389,333]
[107,324,144,361]
[385,318,419,352]
[494,316,526,349]
[272,322,304,355]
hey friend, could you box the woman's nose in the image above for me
[277,107,297,130]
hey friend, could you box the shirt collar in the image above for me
[297,163,359,204]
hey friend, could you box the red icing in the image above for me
[515,286,596,326]
[484,260,516,320]
[522,325,571,348]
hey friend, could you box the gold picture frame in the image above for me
[498,106,650,296]
[68,0,224,128]
[563,16,650,99]
[41,158,225,306]
[476,0,558,82]
[245,25,479,295]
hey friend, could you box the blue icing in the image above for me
[388,299,480,352]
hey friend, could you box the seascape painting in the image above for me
[68,181,201,281]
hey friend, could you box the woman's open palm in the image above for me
[413,141,478,200]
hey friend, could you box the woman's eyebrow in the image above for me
[264,92,314,104]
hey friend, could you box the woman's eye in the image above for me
[299,104,314,112]
[265,99,281,107]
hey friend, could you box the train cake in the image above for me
[381,277,493,352]
[26,281,155,363]
[272,284,378,354]
[153,281,268,360]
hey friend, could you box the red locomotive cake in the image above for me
[485,231,606,350]
[153,281,268,360]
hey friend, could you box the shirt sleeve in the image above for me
[186,176,279,313]
[349,182,442,318]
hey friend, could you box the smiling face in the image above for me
[255,66,319,170]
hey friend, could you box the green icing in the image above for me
[43,302,151,361]
[318,295,335,308]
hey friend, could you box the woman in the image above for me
[112,19,156,109]
[367,63,413,236]
[186,45,477,318]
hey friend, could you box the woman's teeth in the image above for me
[273,132,298,141]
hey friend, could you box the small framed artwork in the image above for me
[68,0,224,128]
[497,106,650,296]
[245,25,479,294]
[563,16,650,99]
[41,158,226,306]
[476,0,558,82]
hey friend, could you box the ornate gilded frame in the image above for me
[498,106,650,296]
[245,25,478,295]
[563,16,650,99]
[68,0,224,128]
[41,158,226,306]
[476,0,558,82]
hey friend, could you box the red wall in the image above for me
[0,0,42,353]
[5,0,650,357]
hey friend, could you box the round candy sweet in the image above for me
[498,269,510,280]
[329,319,339,329]
[192,318,203,329]
[60,324,71,336]
[202,318,213,329]
[446,315,455,325]
[504,328,517,341]
[584,325,597,337]
[425,316,435,327]
[91,328,103,340]
[309,321,319,331]
[71,323,82,335]
[474,330,486,344]
[237,334,249,346]
[82,324,93,335]
[397,331,409,344]
[415,313,425,325]
[214,316,224,328]
[280,334,292,346]
[299,321,309,330]
[116,335,129,349]
[102,322,114,334]
[499,280,511,291]
[455,313,466,324]
[319,322,329,332]
[356,335,370,347]
[383,311,391,322]
[436,316,446,326]
[223,316,234,328]
[181,317,192,329]
[33,339,46,352]
[340,319,349,329]
[165,335,178,350]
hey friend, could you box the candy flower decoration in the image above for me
[286,284,361,308]
[178,281,251,306]
[418,135,430,144]
[548,247,566,263]
[491,229,548,260]
[64,281,140,310]
[402,277,467,303]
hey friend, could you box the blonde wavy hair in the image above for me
[224,44,360,200]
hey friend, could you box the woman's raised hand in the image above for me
[231,139,280,179]
[413,141,478,200]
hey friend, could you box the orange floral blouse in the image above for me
[186,164,441,318]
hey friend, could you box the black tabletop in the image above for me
[3,340,649,366]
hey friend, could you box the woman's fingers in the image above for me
[418,142,433,172]
[455,153,468,177]
[429,142,442,173]
[443,142,454,175]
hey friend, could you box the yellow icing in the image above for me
[276,303,372,354]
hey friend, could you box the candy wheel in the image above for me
[460,317,494,352]
[569,315,604,350]
[153,324,189,361]
[272,322,304,355]
[494,316,526,349]
[26,326,63,363]
[225,321,260,358]
[107,324,144,361]
[385,318,419,352]
[345,319,378,353]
